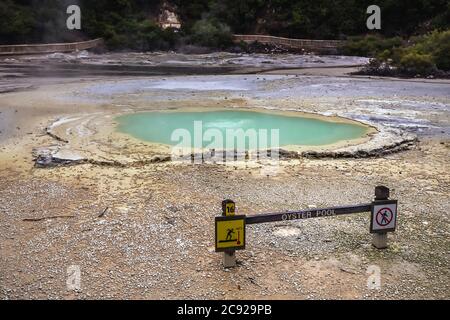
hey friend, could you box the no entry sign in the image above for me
[370,200,398,233]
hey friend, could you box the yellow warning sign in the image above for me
[215,215,246,252]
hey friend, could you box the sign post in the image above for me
[214,186,398,268]
[217,200,240,268]
[222,199,236,217]
[371,186,397,249]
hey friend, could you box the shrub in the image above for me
[351,30,449,77]
[342,35,403,57]
[95,17,181,52]
[409,30,450,71]
[398,52,437,75]
[190,19,233,48]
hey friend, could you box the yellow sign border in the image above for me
[215,215,246,252]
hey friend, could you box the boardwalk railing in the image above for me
[233,34,344,53]
[0,38,104,56]
[215,186,398,268]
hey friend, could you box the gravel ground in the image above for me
[0,54,449,300]
[0,138,448,299]
[0,51,369,69]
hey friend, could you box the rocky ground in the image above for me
[0,51,369,69]
[0,138,448,299]
[0,53,448,300]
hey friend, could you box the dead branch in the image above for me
[22,215,75,222]
[98,207,109,218]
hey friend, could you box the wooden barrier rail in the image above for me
[245,203,372,225]
[215,186,398,268]
[0,38,104,56]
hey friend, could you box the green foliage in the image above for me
[342,35,403,57]
[398,52,436,74]
[355,30,450,76]
[408,30,450,70]
[1,0,449,53]
[177,0,449,39]
[0,0,77,44]
[189,19,232,48]
[384,30,450,74]
[0,0,35,44]
[79,0,180,51]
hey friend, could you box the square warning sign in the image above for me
[370,200,398,233]
[215,215,246,252]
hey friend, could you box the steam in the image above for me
[29,0,83,43]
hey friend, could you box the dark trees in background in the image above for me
[199,0,449,39]
[0,0,448,49]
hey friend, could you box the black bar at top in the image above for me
[245,203,372,225]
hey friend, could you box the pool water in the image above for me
[116,110,368,149]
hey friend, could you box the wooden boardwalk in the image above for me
[0,38,103,56]
[0,35,343,55]
[233,34,344,54]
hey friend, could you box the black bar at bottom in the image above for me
[245,204,372,225]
